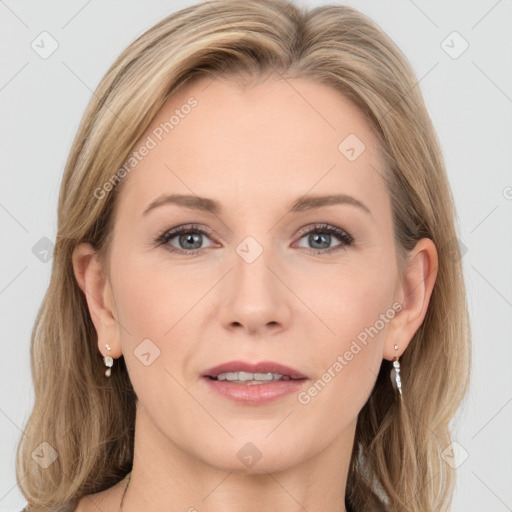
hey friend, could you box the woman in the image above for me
[17,0,471,511]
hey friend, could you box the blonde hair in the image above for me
[16,1,471,511]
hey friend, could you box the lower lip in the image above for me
[202,377,307,404]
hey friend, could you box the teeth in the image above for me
[216,371,291,382]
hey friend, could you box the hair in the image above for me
[16,1,471,511]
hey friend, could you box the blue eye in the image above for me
[156,224,214,255]
[155,223,353,255]
[294,223,353,255]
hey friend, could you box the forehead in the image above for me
[115,75,387,216]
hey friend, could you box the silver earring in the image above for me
[390,344,402,399]
[104,343,114,377]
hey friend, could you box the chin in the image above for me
[196,440,307,475]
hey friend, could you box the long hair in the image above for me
[16,1,471,510]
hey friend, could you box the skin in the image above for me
[73,75,437,512]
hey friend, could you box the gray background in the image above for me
[1,1,511,511]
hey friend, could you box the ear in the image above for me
[384,238,438,361]
[72,242,122,358]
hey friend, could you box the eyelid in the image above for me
[155,223,216,253]
[295,223,352,241]
[158,223,214,238]
[293,223,353,254]
[155,222,353,255]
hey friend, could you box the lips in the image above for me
[203,360,307,380]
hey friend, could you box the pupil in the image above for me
[310,233,330,249]
[177,232,332,251]
[180,233,202,249]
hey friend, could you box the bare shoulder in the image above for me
[74,490,110,512]
[74,479,127,512]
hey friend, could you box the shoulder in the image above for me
[21,504,75,512]
[21,476,128,512]
[75,481,126,512]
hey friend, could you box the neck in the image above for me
[120,405,355,512]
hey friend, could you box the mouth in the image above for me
[202,360,308,384]
[205,371,303,385]
[201,360,308,404]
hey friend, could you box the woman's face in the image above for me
[93,76,409,472]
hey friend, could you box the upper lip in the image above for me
[203,360,307,379]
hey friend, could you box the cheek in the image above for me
[110,250,213,388]
[296,285,390,429]
[110,255,202,406]
[111,250,202,336]
[297,252,397,344]
[295,254,396,409]
[112,241,397,350]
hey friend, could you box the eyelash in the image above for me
[155,223,353,256]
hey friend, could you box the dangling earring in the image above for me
[390,344,402,399]
[104,343,114,377]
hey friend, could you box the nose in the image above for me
[219,241,291,336]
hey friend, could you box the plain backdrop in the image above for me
[1,1,511,511]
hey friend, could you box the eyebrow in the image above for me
[142,193,371,216]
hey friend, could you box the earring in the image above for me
[103,343,114,377]
[390,344,402,399]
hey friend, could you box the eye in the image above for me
[294,223,353,255]
[155,224,215,255]
[155,222,353,256]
